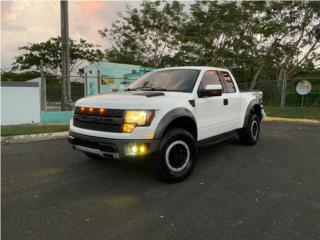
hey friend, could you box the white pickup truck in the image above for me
[69,67,263,182]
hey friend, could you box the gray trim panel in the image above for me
[153,108,197,139]
[243,99,261,127]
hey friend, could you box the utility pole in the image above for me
[40,60,46,112]
[60,0,72,110]
[280,69,287,108]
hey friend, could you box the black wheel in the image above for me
[83,152,104,160]
[238,114,260,146]
[152,128,197,183]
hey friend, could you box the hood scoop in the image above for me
[133,92,165,97]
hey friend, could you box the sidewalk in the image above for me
[263,116,320,125]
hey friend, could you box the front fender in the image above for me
[153,108,197,139]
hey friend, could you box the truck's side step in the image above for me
[198,130,238,147]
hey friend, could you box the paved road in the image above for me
[2,122,320,240]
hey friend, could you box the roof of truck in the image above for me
[154,66,229,72]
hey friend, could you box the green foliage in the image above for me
[1,125,69,136]
[99,0,186,67]
[101,0,320,90]
[12,37,104,74]
[264,106,320,120]
[1,70,40,81]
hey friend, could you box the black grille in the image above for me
[73,107,124,133]
[72,138,118,153]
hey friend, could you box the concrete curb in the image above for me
[263,116,320,125]
[1,131,69,144]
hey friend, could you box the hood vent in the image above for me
[133,92,165,97]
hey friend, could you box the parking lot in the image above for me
[2,122,320,240]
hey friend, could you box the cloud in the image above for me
[79,1,104,16]
[1,1,12,20]
[1,0,141,70]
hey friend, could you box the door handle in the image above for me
[223,99,228,105]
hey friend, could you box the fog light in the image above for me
[124,143,149,156]
[139,145,146,154]
[131,145,138,154]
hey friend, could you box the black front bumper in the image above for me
[68,131,160,159]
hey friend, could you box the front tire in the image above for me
[238,114,260,145]
[152,128,197,183]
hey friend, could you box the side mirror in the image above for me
[198,85,223,98]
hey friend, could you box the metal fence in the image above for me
[42,74,320,111]
[238,77,320,108]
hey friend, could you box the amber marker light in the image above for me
[80,107,85,112]
[122,123,136,133]
[146,132,154,139]
[99,108,105,114]
[89,107,94,113]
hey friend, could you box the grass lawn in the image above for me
[264,106,320,120]
[1,124,69,137]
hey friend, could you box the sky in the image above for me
[1,0,141,70]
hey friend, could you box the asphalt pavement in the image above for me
[2,122,320,240]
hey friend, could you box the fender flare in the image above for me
[243,100,261,127]
[153,108,197,139]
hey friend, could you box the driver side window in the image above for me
[198,71,222,90]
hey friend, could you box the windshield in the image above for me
[127,69,201,93]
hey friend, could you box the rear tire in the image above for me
[152,128,197,183]
[238,114,260,146]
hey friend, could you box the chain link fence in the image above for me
[43,73,320,111]
[238,77,320,108]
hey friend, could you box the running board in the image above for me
[198,130,238,148]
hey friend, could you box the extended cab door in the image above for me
[218,71,241,130]
[196,70,228,140]
[196,70,241,141]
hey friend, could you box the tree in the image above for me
[179,1,320,89]
[12,37,104,75]
[0,70,40,82]
[244,1,320,89]
[99,0,186,67]
[101,0,320,90]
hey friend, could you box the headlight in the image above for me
[123,110,154,133]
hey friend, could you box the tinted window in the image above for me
[128,69,201,93]
[198,71,222,90]
[220,71,236,93]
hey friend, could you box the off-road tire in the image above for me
[152,128,197,183]
[238,114,260,146]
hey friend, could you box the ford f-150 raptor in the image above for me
[68,67,263,182]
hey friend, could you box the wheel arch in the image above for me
[154,108,198,140]
[243,100,262,127]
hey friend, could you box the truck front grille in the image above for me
[73,107,124,133]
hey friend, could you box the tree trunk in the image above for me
[249,64,263,90]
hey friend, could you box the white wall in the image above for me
[1,82,41,125]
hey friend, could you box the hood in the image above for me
[75,91,193,109]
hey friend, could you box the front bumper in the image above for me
[68,131,160,159]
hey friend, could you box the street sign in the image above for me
[296,80,312,95]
